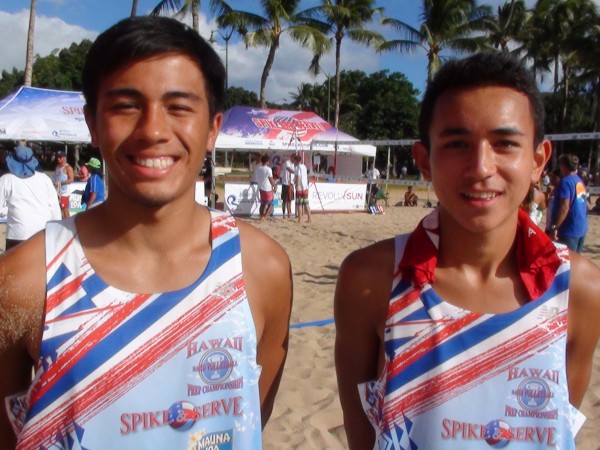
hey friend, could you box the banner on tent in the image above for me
[224,182,367,216]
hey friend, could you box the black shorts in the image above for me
[281,184,294,201]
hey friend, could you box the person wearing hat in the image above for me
[0,144,61,250]
[81,157,105,209]
[52,150,74,218]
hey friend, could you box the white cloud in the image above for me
[0,7,383,104]
[0,9,96,74]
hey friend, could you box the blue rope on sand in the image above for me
[289,318,334,329]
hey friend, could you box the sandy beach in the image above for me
[1,186,598,449]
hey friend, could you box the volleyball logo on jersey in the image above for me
[505,366,558,420]
[188,336,245,396]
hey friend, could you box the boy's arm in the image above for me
[66,165,75,184]
[566,252,600,407]
[0,234,46,448]
[238,222,292,428]
[334,239,395,450]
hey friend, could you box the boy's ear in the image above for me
[413,141,432,182]
[531,139,552,184]
[84,105,99,147]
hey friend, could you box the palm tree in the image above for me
[306,0,382,130]
[211,0,331,108]
[151,0,201,32]
[486,0,529,53]
[24,0,37,86]
[523,0,599,134]
[377,0,492,81]
[131,0,139,17]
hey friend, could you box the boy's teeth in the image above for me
[465,192,496,199]
[136,157,174,169]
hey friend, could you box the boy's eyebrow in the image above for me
[438,126,526,137]
[103,87,201,102]
[491,126,526,136]
[438,127,470,137]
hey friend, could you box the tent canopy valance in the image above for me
[215,106,376,157]
[0,86,90,143]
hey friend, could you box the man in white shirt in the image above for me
[255,154,276,222]
[0,145,61,251]
[294,154,312,223]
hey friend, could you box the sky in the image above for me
[0,0,560,103]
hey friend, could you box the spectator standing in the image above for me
[255,154,276,222]
[78,164,90,182]
[549,154,588,252]
[53,150,75,218]
[0,145,60,250]
[82,157,105,209]
[366,163,380,196]
[294,154,312,223]
[280,154,295,219]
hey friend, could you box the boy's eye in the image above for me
[168,103,194,112]
[443,140,468,149]
[110,102,137,111]
[494,140,520,150]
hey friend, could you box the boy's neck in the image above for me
[436,210,519,278]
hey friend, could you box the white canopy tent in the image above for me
[0,86,90,143]
[214,106,375,178]
[215,105,376,155]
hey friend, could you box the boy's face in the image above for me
[414,86,550,234]
[85,52,222,207]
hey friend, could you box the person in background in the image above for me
[334,51,600,449]
[78,163,90,182]
[294,154,312,223]
[0,16,292,450]
[544,168,562,236]
[82,157,106,209]
[280,155,295,219]
[255,154,276,222]
[549,154,588,253]
[403,185,419,206]
[520,181,546,226]
[53,150,75,218]
[0,144,60,251]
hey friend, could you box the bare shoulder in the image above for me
[569,252,600,319]
[236,220,292,332]
[335,237,396,321]
[0,232,47,357]
[237,220,291,279]
[564,252,600,406]
[0,232,46,447]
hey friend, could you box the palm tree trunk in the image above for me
[560,63,569,134]
[24,0,36,86]
[192,0,200,32]
[260,40,278,108]
[334,36,342,129]
[131,0,139,17]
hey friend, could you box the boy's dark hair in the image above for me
[260,154,270,164]
[418,51,545,150]
[82,16,225,119]
[559,153,579,172]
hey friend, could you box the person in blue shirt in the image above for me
[82,157,105,209]
[549,154,588,252]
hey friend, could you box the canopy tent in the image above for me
[215,106,376,157]
[0,86,90,143]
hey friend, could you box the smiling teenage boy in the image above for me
[0,16,292,450]
[334,51,600,449]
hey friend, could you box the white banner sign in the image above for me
[224,182,367,216]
